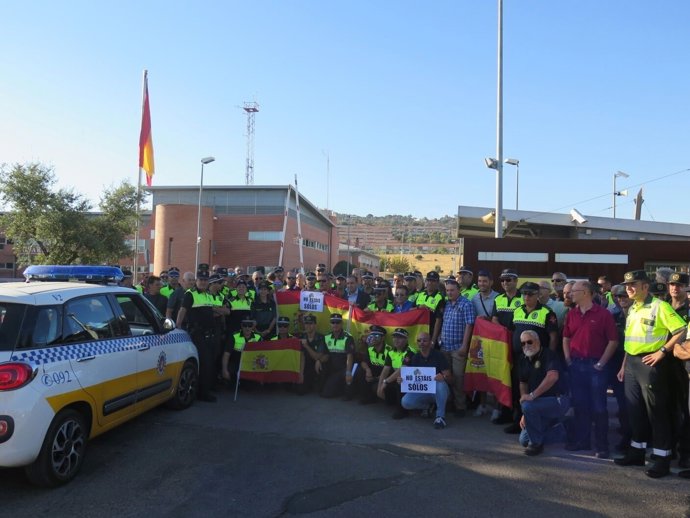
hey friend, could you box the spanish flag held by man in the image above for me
[139,70,155,186]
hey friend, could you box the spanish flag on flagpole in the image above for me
[139,70,155,186]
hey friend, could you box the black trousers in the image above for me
[191,331,218,397]
[383,381,403,407]
[625,353,674,455]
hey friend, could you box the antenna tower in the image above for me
[243,101,259,185]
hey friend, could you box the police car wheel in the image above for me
[25,408,88,487]
[167,360,198,410]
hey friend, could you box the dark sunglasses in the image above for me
[500,278,514,283]
[241,323,254,328]
[278,323,289,327]
[552,279,566,283]
[615,294,629,299]
[521,340,534,346]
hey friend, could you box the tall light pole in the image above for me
[195,156,215,270]
[613,170,629,219]
[505,158,519,210]
[494,0,504,238]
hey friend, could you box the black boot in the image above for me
[645,457,671,478]
[614,447,645,467]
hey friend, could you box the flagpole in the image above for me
[233,350,243,402]
[278,185,291,268]
[294,175,305,274]
[133,69,147,280]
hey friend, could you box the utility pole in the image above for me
[243,101,259,185]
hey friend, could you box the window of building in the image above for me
[249,231,283,241]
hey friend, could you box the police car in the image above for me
[0,266,199,487]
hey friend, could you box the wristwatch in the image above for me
[660,346,668,355]
[383,379,388,385]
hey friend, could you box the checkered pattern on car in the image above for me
[10,330,191,366]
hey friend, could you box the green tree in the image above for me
[0,163,144,266]
[385,256,411,273]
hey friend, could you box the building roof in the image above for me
[146,185,334,228]
[457,205,690,240]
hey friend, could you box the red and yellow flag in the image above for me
[239,338,302,383]
[275,291,430,350]
[464,318,513,408]
[139,70,155,187]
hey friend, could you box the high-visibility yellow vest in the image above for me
[367,300,394,312]
[416,291,444,311]
[512,305,551,329]
[387,348,410,369]
[160,285,174,298]
[324,333,352,353]
[494,293,524,315]
[188,288,214,308]
[230,297,252,311]
[233,331,262,351]
[367,345,388,367]
[625,295,686,355]
[461,285,479,300]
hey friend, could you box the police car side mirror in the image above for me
[162,318,176,332]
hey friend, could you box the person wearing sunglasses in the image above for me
[272,316,293,340]
[506,282,559,434]
[222,317,262,386]
[551,273,568,302]
[518,330,568,456]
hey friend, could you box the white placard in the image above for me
[300,290,325,312]
[400,366,436,393]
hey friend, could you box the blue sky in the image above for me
[1,1,688,223]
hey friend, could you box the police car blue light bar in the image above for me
[24,265,125,283]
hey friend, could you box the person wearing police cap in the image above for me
[222,317,262,386]
[272,316,294,340]
[161,267,180,298]
[457,266,479,301]
[378,328,415,418]
[360,271,376,298]
[367,283,394,312]
[614,270,687,478]
[177,269,224,402]
[320,313,356,399]
[348,325,389,404]
[667,272,690,470]
[404,272,420,304]
[251,280,277,339]
[502,281,558,433]
[416,271,445,345]
[297,314,328,395]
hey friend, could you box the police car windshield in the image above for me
[0,303,27,351]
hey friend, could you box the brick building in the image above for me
[143,185,338,275]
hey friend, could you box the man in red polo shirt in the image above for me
[562,279,618,457]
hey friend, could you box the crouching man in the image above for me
[397,332,452,430]
[519,330,569,456]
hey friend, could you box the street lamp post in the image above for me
[613,170,629,219]
[195,157,216,270]
[505,158,519,210]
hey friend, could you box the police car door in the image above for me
[111,292,176,412]
[65,294,139,428]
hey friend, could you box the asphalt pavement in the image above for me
[2,386,690,517]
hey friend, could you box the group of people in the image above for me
[122,261,690,479]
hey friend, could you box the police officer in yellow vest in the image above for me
[378,328,415,418]
[614,270,687,478]
[504,282,558,434]
[320,313,355,399]
[272,316,293,340]
[416,271,445,345]
[367,286,394,312]
[176,269,223,402]
[349,325,389,404]
[404,272,420,304]
[221,317,262,385]
[160,267,180,298]
[457,266,479,300]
